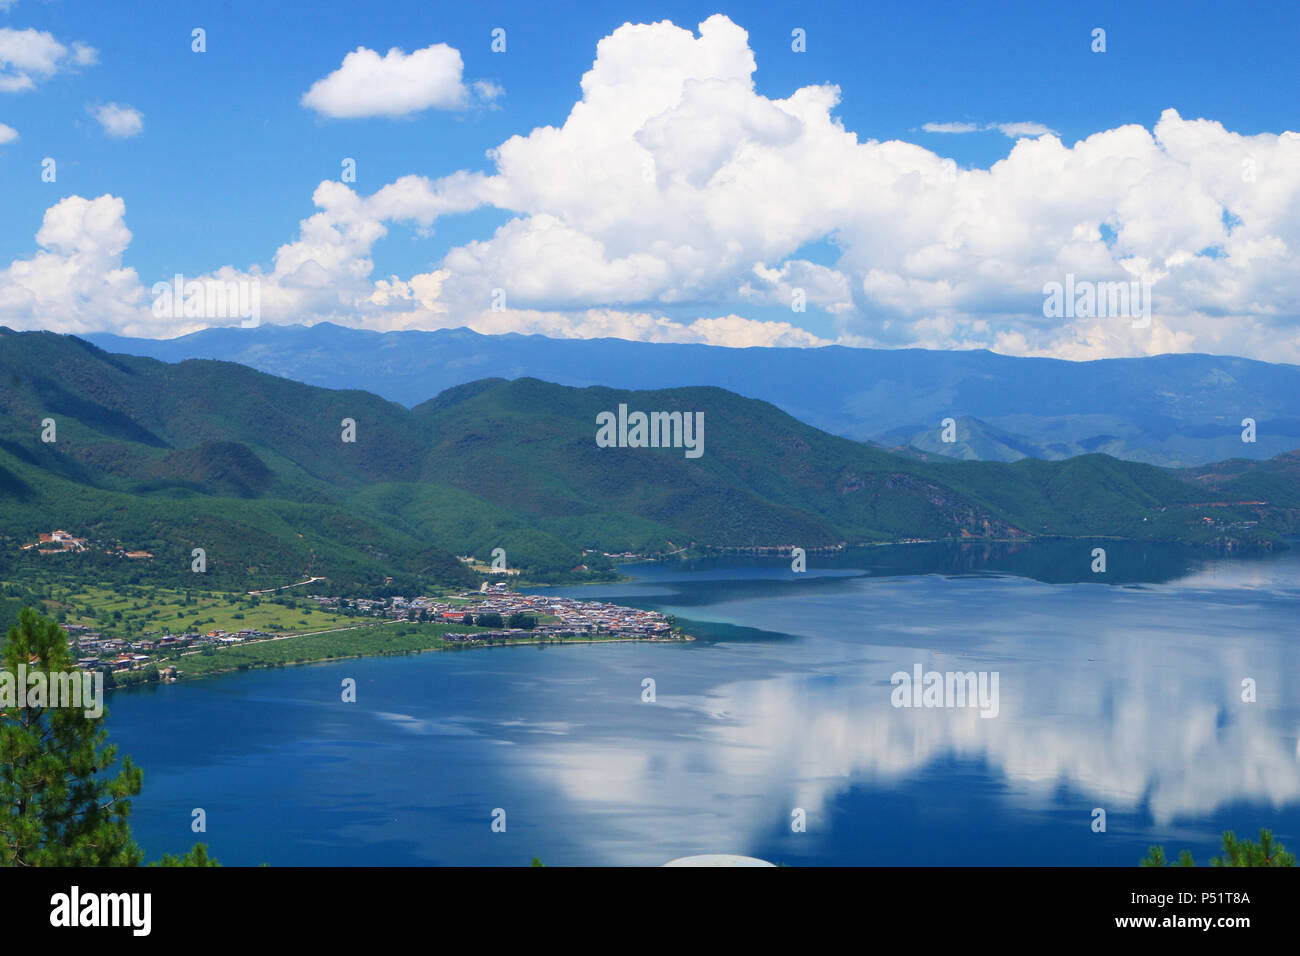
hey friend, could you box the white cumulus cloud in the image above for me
[0,194,144,334]
[5,15,1300,363]
[301,43,499,118]
[0,27,95,92]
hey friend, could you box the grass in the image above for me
[23,580,357,639]
[169,620,454,677]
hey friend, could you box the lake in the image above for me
[104,539,1300,866]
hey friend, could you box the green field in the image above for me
[23,580,358,639]
[172,619,452,677]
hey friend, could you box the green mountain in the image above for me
[0,329,1295,591]
[88,323,1300,468]
[0,330,468,591]
[405,377,1298,552]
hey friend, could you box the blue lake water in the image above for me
[104,541,1300,866]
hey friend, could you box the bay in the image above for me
[104,540,1300,866]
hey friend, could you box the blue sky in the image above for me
[1,0,1298,360]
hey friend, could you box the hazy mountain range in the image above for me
[0,329,1295,591]
[84,323,1300,468]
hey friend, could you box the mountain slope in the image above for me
[407,377,1297,551]
[0,330,1294,590]
[0,330,467,589]
[86,323,1300,467]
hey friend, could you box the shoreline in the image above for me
[107,630,695,690]
[551,530,1293,579]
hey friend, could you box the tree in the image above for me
[507,612,536,630]
[1140,846,1194,867]
[1,607,142,865]
[1141,829,1294,867]
[151,843,220,867]
[475,612,503,628]
[1212,830,1295,867]
[461,612,474,626]
[1,607,218,866]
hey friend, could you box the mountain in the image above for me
[85,323,1300,468]
[0,329,1295,593]
[0,329,470,591]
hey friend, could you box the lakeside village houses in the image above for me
[306,582,674,642]
[59,583,673,675]
[64,622,268,676]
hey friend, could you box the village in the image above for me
[63,622,279,674]
[19,529,153,560]
[58,582,677,676]
[306,582,676,642]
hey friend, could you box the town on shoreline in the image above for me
[309,581,675,641]
[59,581,686,685]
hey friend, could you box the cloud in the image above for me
[0,121,15,143]
[90,102,143,138]
[301,43,499,118]
[923,120,1057,138]
[0,27,96,92]
[0,194,144,335]
[991,121,1055,138]
[471,79,503,102]
[513,309,829,347]
[740,260,855,314]
[682,314,829,347]
[4,15,1300,364]
[922,121,981,134]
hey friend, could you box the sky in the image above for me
[1,0,1298,361]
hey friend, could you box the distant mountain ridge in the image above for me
[84,323,1300,468]
[0,330,1295,591]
